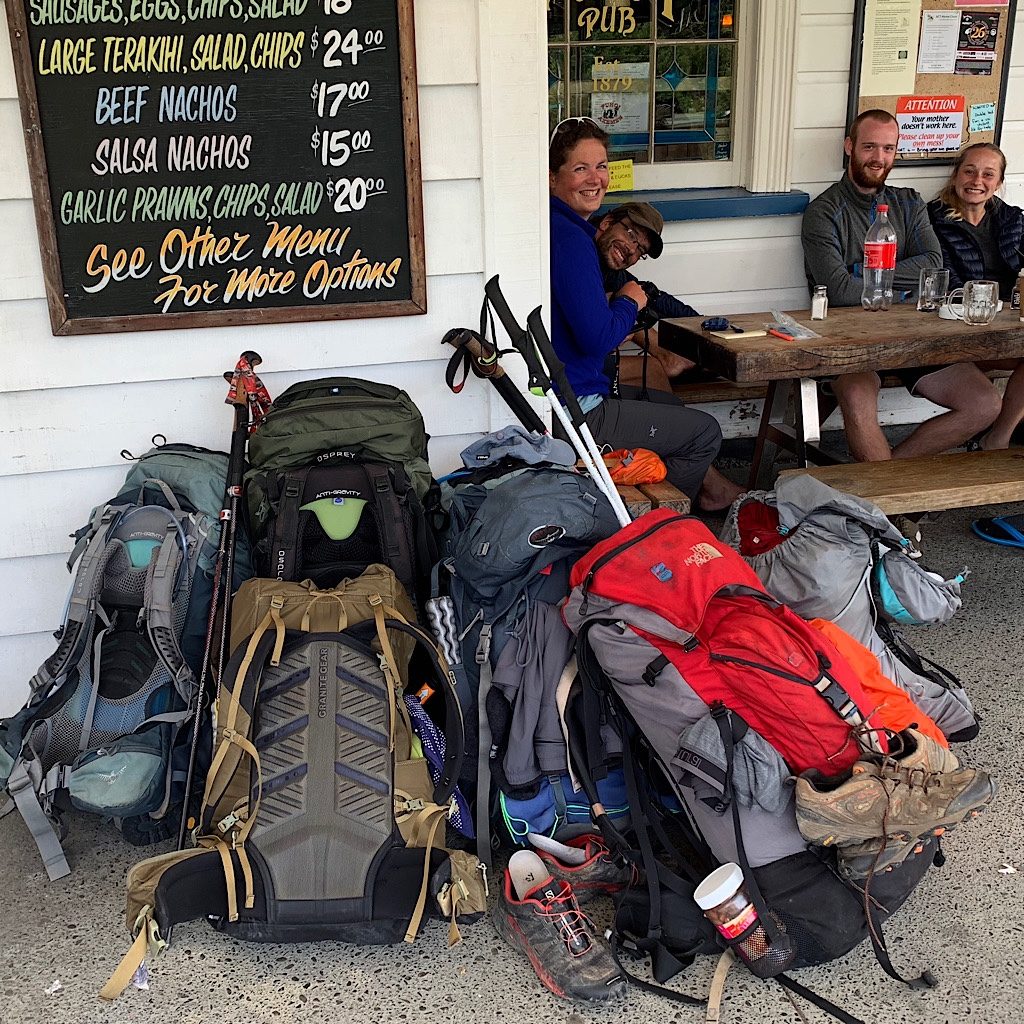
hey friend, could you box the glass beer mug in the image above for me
[945,280,999,325]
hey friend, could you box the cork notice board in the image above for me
[848,0,1018,165]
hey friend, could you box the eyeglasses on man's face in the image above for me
[619,218,650,260]
[549,115,602,144]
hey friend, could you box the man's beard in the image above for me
[597,233,633,272]
[849,154,891,191]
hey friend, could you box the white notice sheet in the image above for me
[918,10,961,73]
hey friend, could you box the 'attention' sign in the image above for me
[5,0,425,334]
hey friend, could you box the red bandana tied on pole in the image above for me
[225,353,272,433]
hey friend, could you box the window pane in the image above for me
[549,49,569,126]
[655,0,736,41]
[572,44,652,163]
[548,0,737,165]
[652,42,732,161]
[569,0,653,44]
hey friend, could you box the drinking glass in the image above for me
[963,279,999,325]
[917,268,950,312]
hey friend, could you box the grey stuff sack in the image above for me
[719,475,978,742]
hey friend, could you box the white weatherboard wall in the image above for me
[0,0,549,716]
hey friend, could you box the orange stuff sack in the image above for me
[809,618,948,749]
[601,448,667,485]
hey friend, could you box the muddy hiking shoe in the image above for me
[494,850,626,1003]
[795,728,996,866]
[527,832,636,903]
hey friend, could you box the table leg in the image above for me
[749,380,791,489]
[748,378,845,489]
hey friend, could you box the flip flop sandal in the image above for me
[970,513,1024,548]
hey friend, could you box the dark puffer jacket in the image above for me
[927,195,1024,294]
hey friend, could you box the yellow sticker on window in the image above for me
[607,159,634,193]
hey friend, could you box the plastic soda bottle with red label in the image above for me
[862,203,897,311]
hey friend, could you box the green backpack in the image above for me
[245,377,433,507]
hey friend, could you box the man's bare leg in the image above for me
[893,364,1001,458]
[832,372,889,461]
[974,359,1024,449]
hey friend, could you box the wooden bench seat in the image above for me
[615,479,691,517]
[777,449,1024,514]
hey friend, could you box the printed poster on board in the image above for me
[955,12,1000,75]
[896,95,965,153]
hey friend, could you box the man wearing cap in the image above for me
[591,201,700,383]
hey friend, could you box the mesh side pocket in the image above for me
[730,909,796,979]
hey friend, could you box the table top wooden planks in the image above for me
[660,306,1024,383]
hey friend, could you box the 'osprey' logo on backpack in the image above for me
[684,543,722,567]
[528,524,566,548]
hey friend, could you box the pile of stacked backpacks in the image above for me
[0,375,996,1017]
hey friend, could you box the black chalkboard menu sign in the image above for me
[4,0,425,334]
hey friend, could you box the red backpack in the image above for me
[566,510,888,775]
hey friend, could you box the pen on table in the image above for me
[768,328,794,341]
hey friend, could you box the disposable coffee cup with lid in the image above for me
[694,862,744,911]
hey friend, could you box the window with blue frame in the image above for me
[548,0,737,165]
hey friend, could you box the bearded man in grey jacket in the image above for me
[801,109,1000,463]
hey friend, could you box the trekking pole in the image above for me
[525,306,631,523]
[483,276,630,526]
[442,327,548,436]
[175,351,265,853]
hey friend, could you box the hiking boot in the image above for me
[528,833,636,903]
[795,732,996,849]
[838,833,939,879]
[493,850,626,1003]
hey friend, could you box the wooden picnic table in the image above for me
[660,305,1024,491]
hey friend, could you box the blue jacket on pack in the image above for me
[927,195,1024,296]
[549,196,639,399]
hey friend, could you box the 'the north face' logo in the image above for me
[683,543,722,567]
[528,524,566,548]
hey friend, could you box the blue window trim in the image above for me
[598,187,809,222]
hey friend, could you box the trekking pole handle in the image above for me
[484,275,552,392]
[443,328,506,380]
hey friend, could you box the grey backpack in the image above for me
[0,444,247,879]
[428,464,621,858]
[719,475,978,742]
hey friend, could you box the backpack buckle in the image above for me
[217,812,241,833]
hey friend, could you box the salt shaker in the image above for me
[811,285,828,320]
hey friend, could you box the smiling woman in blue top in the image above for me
[547,118,742,509]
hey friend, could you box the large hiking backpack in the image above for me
[428,463,621,857]
[102,567,485,999]
[719,476,978,742]
[562,511,939,995]
[0,443,251,880]
[245,377,438,609]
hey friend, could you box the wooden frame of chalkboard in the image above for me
[5,0,426,335]
[847,0,1017,167]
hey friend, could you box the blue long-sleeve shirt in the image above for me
[549,196,639,398]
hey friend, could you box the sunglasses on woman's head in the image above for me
[549,115,602,144]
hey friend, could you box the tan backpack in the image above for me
[102,567,485,999]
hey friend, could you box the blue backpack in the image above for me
[0,443,252,879]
